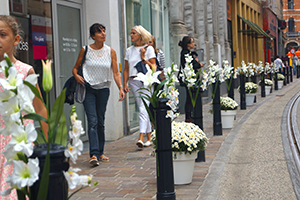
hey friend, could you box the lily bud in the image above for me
[42,60,53,92]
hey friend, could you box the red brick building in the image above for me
[283,0,300,53]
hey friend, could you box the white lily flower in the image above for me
[0,90,15,102]
[64,139,83,164]
[0,67,24,90]
[134,65,161,87]
[79,174,93,186]
[10,158,39,189]
[63,167,82,189]
[3,145,21,166]
[8,123,37,156]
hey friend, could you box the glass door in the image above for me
[52,0,88,141]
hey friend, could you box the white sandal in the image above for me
[136,140,144,148]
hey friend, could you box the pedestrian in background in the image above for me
[73,23,125,166]
[0,15,48,199]
[274,55,285,74]
[148,36,165,70]
[178,36,204,123]
[123,25,157,148]
[292,53,298,75]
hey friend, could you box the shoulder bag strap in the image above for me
[77,45,88,76]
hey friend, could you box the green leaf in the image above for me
[141,98,155,125]
[23,113,48,123]
[16,190,26,200]
[34,128,47,145]
[54,113,68,146]
[37,143,50,200]
[48,89,66,142]
[23,81,44,103]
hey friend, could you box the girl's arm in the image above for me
[28,68,49,138]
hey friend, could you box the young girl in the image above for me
[0,15,47,199]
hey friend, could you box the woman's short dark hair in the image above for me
[178,36,192,50]
[89,23,106,38]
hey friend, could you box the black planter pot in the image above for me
[30,143,69,200]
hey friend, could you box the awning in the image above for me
[237,14,271,38]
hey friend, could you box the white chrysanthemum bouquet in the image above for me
[151,121,208,155]
[238,82,258,94]
[220,97,238,111]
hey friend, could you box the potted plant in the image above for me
[259,79,273,95]
[220,97,238,129]
[151,121,208,185]
[274,73,285,89]
[0,55,97,200]
[238,82,258,106]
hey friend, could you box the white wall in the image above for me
[0,1,9,15]
[85,0,124,141]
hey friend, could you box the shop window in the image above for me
[288,17,295,32]
[288,0,294,9]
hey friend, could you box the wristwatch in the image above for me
[142,58,146,62]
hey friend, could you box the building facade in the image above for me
[283,0,299,53]
[2,0,279,142]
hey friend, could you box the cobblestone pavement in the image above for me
[70,76,299,200]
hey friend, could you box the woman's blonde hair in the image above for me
[132,25,151,44]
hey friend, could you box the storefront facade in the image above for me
[1,0,170,141]
[231,0,266,66]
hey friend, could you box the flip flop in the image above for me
[99,155,109,162]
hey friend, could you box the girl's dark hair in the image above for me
[89,23,106,38]
[178,36,192,50]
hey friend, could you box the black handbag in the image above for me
[134,61,147,74]
[63,45,88,104]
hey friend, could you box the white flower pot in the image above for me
[173,151,198,185]
[278,81,283,89]
[265,86,271,95]
[221,110,237,129]
[246,93,255,106]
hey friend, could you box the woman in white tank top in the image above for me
[73,23,125,166]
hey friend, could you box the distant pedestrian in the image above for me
[73,23,125,166]
[148,36,165,70]
[178,36,204,123]
[123,25,157,148]
[292,53,298,75]
[274,55,284,74]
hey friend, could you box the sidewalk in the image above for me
[70,76,300,200]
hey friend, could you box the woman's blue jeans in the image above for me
[83,87,110,159]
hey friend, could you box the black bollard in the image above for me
[213,82,222,136]
[227,77,234,100]
[192,86,205,162]
[283,67,286,85]
[30,143,69,200]
[286,66,290,84]
[261,73,266,97]
[269,72,273,93]
[274,72,278,90]
[290,66,293,82]
[240,74,246,109]
[297,65,300,78]
[251,76,257,103]
[155,98,176,200]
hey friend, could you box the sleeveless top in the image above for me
[0,60,33,199]
[82,44,113,89]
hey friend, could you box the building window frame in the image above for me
[288,0,294,9]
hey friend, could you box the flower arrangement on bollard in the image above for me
[134,63,179,199]
[274,73,285,89]
[258,78,273,96]
[219,97,238,129]
[238,82,258,106]
[151,121,208,185]
[0,54,97,200]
